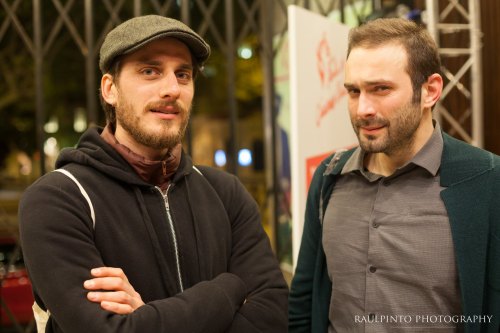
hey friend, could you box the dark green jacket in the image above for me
[289,132,500,332]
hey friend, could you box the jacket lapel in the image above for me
[440,133,494,322]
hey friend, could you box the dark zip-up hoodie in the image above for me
[19,127,288,333]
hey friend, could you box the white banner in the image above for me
[288,5,357,268]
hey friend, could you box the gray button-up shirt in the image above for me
[323,123,462,332]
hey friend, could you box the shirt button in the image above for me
[369,266,377,273]
[372,222,379,228]
[368,313,376,321]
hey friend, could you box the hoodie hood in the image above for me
[55,126,194,187]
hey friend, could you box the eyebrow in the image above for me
[135,59,162,67]
[344,80,393,89]
[134,59,194,71]
[178,63,194,71]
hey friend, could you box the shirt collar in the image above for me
[410,120,443,176]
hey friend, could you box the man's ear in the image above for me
[101,73,117,106]
[421,73,443,109]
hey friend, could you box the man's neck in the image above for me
[114,126,168,161]
[101,125,182,190]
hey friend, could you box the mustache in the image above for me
[354,117,389,128]
[145,101,185,112]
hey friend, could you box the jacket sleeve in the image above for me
[288,159,327,332]
[206,171,289,333]
[19,172,248,333]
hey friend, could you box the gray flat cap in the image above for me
[99,15,210,73]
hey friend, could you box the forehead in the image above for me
[121,37,193,64]
[345,43,410,84]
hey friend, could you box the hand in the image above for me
[84,267,145,314]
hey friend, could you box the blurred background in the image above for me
[1,0,499,331]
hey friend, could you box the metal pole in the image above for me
[340,0,345,24]
[181,0,193,156]
[85,0,97,126]
[181,0,190,24]
[425,0,442,124]
[225,0,238,175]
[34,0,45,174]
[425,0,439,48]
[260,0,278,252]
[134,0,141,16]
[469,0,483,147]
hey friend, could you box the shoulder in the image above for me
[441,133,500,186]
[190,165,249,201]
[18,167,96,232]
[23,168,79,196]
[21,164,103,208]
[442,133,499,171]
[309,148,356,192]
[443,132,497,162]
[190,166,259,224]
[191,165,241,193]
[193,165,237,181]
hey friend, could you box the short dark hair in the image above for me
[347,18,441,103]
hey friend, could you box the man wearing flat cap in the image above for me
[19,15,288,333]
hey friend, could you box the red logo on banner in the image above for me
[315,33,347,127]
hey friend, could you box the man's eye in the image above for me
[346,88,360,95]
[141,68,157,76]
[375,86,390,92]
[177,72,192,81]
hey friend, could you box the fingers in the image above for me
[84,266,145,314]
[100,301,134,315]
[84,276,129,292]
[87,291,140,314]
[90,267,128,280]
[88,290,131,304]
[87,290,144,313]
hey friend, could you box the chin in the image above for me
[360,140,386,153]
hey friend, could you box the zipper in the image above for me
[156,184,184,292]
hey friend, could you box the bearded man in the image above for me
[289,18,500,333]
[19,15,287,333]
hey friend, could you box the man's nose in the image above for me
[159,72,181,99]
[356,93,376,118]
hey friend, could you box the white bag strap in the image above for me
[54,168,95,229]
[33,301,50,332]
[33,169,96,329]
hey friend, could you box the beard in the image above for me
[352,100,422,155]
[115,95,190,151]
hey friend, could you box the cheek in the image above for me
[380,96,408,115]
[183,87,194,103]
[347,99,358,116]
